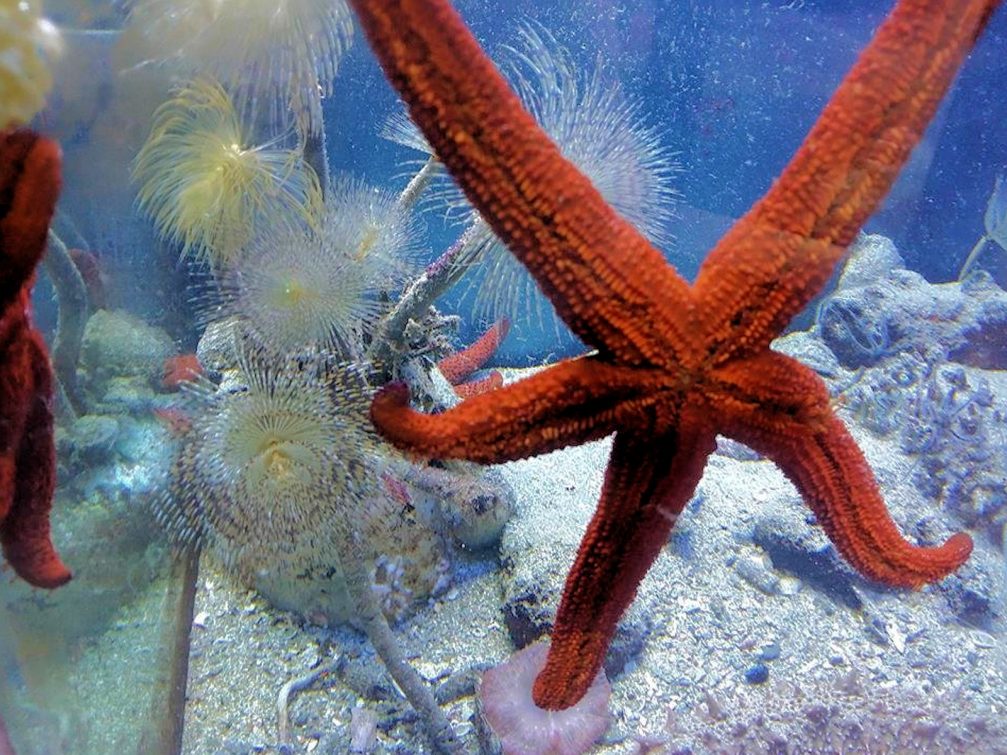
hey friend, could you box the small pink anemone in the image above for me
[480,642,611,755]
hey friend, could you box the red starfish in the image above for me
[437,317,509,398]
[352,0,995,728]
[162,353,204,391]
[0,130,71,589]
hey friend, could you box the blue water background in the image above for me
[40,1,1007,364]
[324,0,1006,363]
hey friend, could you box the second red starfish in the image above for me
[350,0,998,748]
[0,130,71,590]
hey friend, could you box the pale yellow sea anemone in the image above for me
[161,348,375,574]
[155,349,457,624]
[0,0,62,129]
[120,0,352,133]
[213,175,419,356]
[132,78,322,267]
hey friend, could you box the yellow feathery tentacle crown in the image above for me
[132,78,322,267]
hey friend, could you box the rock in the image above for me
[836,234,906,289]
[80,309,175,398]
[936,548,1004,629]
[820,246,1007,371]
[67,414,120,465]
[733,551,781,595]
[752,517,863,610]
[405,462,515,550]
[773,330,842,378]
[99,375,159,413]
[744,663,770,685]
[816,294,891,368]
[760,641,781,661]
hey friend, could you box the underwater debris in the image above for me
[132,78,322,268]
[276,654,343,749]
[120,0,353,134]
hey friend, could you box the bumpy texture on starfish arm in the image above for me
[0,130,70,588]
[351,0,997,728]
[694,1,1002,362]
[371,355,682,462]
[711,350,974,587]
[349,0,695,371]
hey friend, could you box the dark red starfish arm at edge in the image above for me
[353,0,998,712]
[0,130,71,589]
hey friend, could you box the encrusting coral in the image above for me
[132,78,322,268]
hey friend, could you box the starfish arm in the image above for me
[347,0,695,368]
[533,421,716,710]
[437,317,509,385]
[0,132,62,309]
[712,351,972,588]
[0,315,31,524]
[371,356,671,464]
[694,0,1001,363]
[0,331,70,588]
[0,131,70,588]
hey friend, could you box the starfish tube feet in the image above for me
[0,129,70,588]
